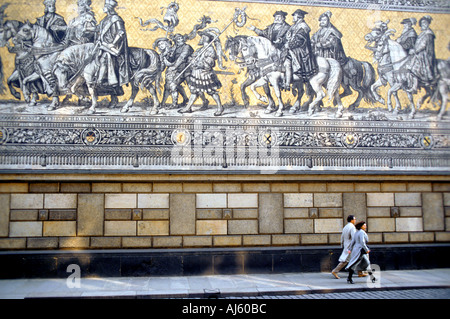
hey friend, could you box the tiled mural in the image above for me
[0,0,449,173]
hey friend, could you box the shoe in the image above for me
[331,271,340,279]
[347,278,354,284]
[178,108,192,114]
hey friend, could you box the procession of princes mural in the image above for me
[0,0,448,121]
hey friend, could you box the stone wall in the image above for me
[0,176,449,250]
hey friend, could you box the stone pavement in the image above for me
[0,268,449,299]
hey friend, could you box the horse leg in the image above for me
[7,71,22,100]
[268,75,284,117]
[371,78,385,105]
[437,82,448,120]
[149,84,161,115]
[290,80,304,113]
[308,74,327,116]
[22,73,41,105]
[240,77,254,108]
[334,90,345,118]
[250,79,269,105]
[121,84,139,113]
[262,83,276,111]
[48,96,60,111]
[386,82,401,114]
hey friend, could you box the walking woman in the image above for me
[346,221,376,284]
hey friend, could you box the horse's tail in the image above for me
[325,58,342,103]
[134,49,163,94]
[361,61,377,104]
[0,55,5,95]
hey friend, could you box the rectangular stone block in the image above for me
[319,208,343,218]
[122,237,152,248]
[197,220,227,235]
[77,194,104,236]
[0,238,26,249]
[170,194,196,235]
[43,221,76,236]
[143,209,169,220]
[367,207,391,217]
[43,194,77,209]
[183,236,212,247]
[367,218,395,232]
[153,236,182,248]
[284,219,313,234]
[284,193,313,208]
[301,234,328,245]
[284,208,309,219]
[11,194,43,209]
[197,209,223,219]
[243,235,271,246]
[196,194,227,208]
[314,193,342,207]
[272,234,300,245]
[383,233,409,243]
[0,194,10,237]
[259,193,283,234]
[122,183,152,193]
[422,193,445,231]
[59,237,90,248]
[30,183,59,193]
[299,183,326,192]
[242,183,270,193]
[354,183,380,192]
[228,194,258,208]
[10,221,42,237]
[138,194,169,208]
[105,209,131,220]
[138,221,169,236]
[153,183,183,193]
[0,183,28,193]
[60,183,91,193]
[48,210,77,220]
[105,194,137,209]
[213,235,242,246]
[314,219,343,233]
[395,193,421,207]
[367,193,394,207]
[436,232,450,242]
[105,221,137,236]
[90,237,121,248]
[328,183,354,192]
[399,207,422,217]
[10,210,38,221]
[228,220,258,234]
[396,218,423,232]
[409,232,434,243]
[271,183,299,192]
[381,183,407,192]
[407,183,432,192]
[343,193,366,222]
[27,237,58,249]
[213,183,241,193]
[183,183,212,193]
[92,183,121,193]
[233,209,258,219]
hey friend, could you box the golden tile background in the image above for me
[1,0,449,108]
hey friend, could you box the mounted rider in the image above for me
[36,0,67,44]
[396,18,417,52]
[283,9,318,87]
[248,10,290,51]
[407,15,438,88]
[95,0,130,100]
[62,0,97,46]
[311,11,348,66]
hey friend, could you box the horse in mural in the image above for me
[365,21,448,119]
[225,35,344,118]
[2,21,163,113]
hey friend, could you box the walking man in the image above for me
[331,215,356,279]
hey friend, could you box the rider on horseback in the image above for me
[282,9,318,88]
[36,0,66,44]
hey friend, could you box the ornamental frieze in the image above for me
[0,0,448,173]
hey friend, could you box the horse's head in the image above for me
[16,20,34,43]
[0,20,23,47]
[225,36,239,61]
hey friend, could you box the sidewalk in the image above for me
[0,268,449,299]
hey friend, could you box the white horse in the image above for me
[227,35,344,117]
